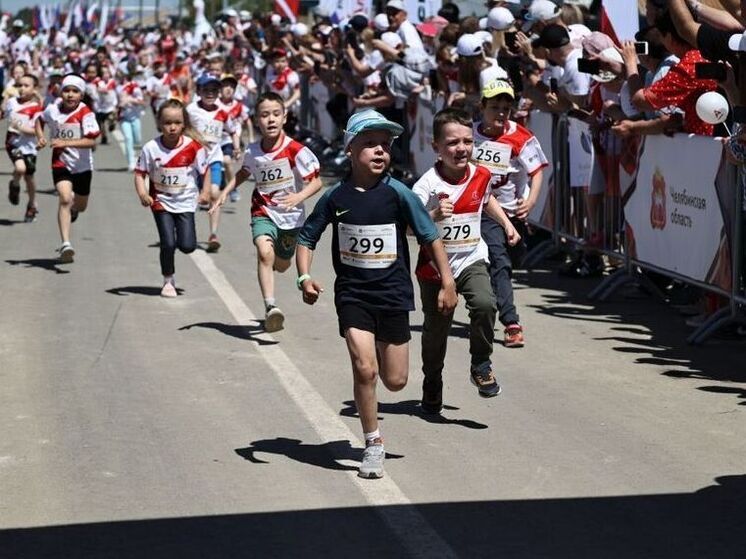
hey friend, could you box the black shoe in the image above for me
[24,204,38,223]
[421,377,443,414]
[71,208,79,223]
[8,180,20,205]
[470,365,501,398]
[101,136,108,145]
[559,255,604,278]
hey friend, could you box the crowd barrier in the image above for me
[298,77,745,345]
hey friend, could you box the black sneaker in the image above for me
[8,180,20,205]
[71,208,79,223]
[421,377,443,414]
[470,364,501,398]
[24,204,38,223]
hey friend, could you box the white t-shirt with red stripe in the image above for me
[186,101,236,150]
[242,134,320,230]
[472,121,548,216]
[94,78,118,114]
[4,97,44,155]
[218,98,249,146]
[146,74,174,111]
[413,163,492,282]
[42,101,100,173]
[118,81,145,121]
[135,135,220,213]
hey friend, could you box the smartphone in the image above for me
[734,106,746,124]
[505,31,518,51]
[695,62,727,81]
[634,41,648,55]
[577,58,600,75]
[550,78,558,94]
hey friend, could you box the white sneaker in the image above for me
[264,305,285,332]
[229,189,241,202]
[359,442,385,479]
[160,281,178,298]
[58,242,75,263]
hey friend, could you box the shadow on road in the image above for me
[409,319,471,340]
[518,265,746,406]
[0,218,24,226]
[235,437,403,471]
[106,285,184,297]
[179,321,278,346]
[339,399,488,430]
[6,258,70,275]
[2,474,744,558]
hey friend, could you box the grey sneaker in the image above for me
[58,242,75,263]
[470,363,501,398]
[359,442,385,479]
[264,305,285,333]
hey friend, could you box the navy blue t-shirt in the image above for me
[297,175,439,311]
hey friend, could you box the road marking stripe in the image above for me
[190,250,457,559]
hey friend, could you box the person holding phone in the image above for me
[622,11,718,136]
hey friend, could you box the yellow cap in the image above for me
[482,79,515,100]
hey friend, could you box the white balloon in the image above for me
[695,91,730,124]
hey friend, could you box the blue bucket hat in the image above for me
[196,74,221,89]
[343,109,405,150]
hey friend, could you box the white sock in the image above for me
[264,297,275,309]
[164,275,174,285]
[364,430,381,445]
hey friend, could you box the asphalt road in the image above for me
[1,116,745,558]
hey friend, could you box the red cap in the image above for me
[416,22,438,38]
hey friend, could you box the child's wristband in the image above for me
[296,274,312,290]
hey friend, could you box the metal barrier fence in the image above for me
[299,78,746,345]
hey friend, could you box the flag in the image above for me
[274,0,299,23]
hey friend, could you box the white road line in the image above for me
[190,250,458,559]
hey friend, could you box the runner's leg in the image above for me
[345,328,381,434]
[56,180,74,243]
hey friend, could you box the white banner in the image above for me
[625,134,726,284]
[567,117,594,188]
[410,87,438,178]
[308,81,337,142]
[527,111,553,226]
[405,0,442,24]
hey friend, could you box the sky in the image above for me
[1,0,183,17]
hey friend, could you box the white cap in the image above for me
[270,13,282,25]
[479,63,509,90]
[381,31,403,49]
[479,17,488,30]
[291,22,309,37]
[12,19,23,27]
[529,0,561,21]
[568,23,592,43]
[729,31,746,52]
[487,7,514,31]
[386,0,406,11]
[456,34,484,57]
[373,13,390,31]
[475,30,493,45]
[239,10,251,20]
[224,8,238,17]
[592,47,624,83]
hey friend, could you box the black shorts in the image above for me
[221,143,234,157]
[337,303,411,344]
[7,149,37,176]
[52,168,92,196]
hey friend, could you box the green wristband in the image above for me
[297,274,312,290]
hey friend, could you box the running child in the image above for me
[117,70,146,172]
[35,74,101,263]
[413,108,521,413]
[217,74,247,203]
[134,99,216,297]
[187,74,237,252]
[4,74,43,222]
[472,79,547,348]
[213,91,321,332]
[295,109,458,479]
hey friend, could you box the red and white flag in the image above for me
[274,0,299,23]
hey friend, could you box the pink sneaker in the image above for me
[160,281,177,298]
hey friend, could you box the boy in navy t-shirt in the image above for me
[296,109,457,479]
